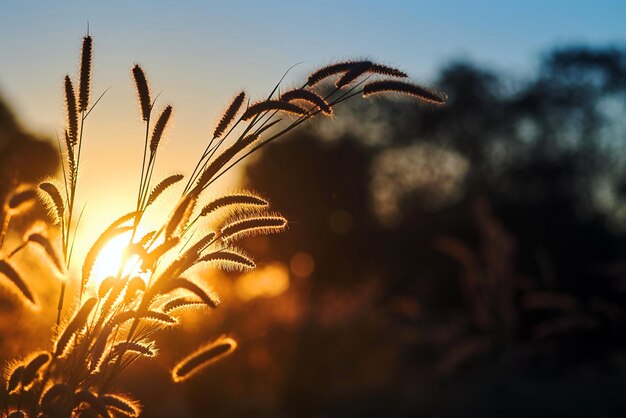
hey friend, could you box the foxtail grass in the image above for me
[0,34,446,417]
[171,337,237,382]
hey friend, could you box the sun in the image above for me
[90,231,145,286]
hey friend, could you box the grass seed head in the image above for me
[64,76,79,145]
[198,249,256,271]
[172,336,237,382]
[200,192,268,217]
[6,188,37,214]
[6,364,24,393]
[307,61,357,86]
[132,64,151,121]
[0,259,36,306]
[100,393,141,417]
[362,80,447,104]
[336,61,373,88]
[54,297,97,356]
[150,105,173,153]
[242,100,307,121]
[78,35,93,112]
[220,213,287,242]
[20,352,51,386]
[214,91,246,139]
[146,174,184,207]
[162,297,206,313]
[280,89,332,115]
[39,182,65,225]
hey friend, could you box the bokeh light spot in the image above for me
[289,252,315,278]
[235,262,289,301]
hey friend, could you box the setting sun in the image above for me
[89,231,145,286]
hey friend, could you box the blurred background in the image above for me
[3,1,626,417]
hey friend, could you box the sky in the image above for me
[1,0,626,260]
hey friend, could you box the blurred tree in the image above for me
[0,93,58,197]
[237,45,626,417]
[0,92,58,357]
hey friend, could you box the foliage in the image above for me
[0,35,443,417]
[240,45,626,417]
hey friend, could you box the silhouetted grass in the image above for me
[0,33,444,417]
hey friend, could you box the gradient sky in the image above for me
[1,0,626,257]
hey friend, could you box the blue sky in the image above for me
[1,0,625,250]
[2,0,625,133]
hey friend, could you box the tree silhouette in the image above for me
[239,45,626,417]
[0,93,58,197]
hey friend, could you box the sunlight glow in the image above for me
[90,231,145,286]
[235,263,290,301]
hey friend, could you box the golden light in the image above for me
[235,262,290,301]
[90,231,145,286]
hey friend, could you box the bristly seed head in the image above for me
[132,64,152,121]
[6,364,24,393]
[165,195,197,238]
[193,134,261,194]
[198,249,256,271]
[20,352,51,385]
[369,63,408,78]
[280,89,332,115]
[98,276,117,299]
[100,393,141,417]
[172,337,237,382]
[0,259,35,306]
[162,297,206,313]
[39,182,65,224]
[336,61,373,88]
[26,233,64,273]
[150,105,173,153]
[307,61,356,86]
[73,389,111,418]
[54,297,97,356]
[78,35,92,112]
[200,193,268,217]
[308,60,408,88]
[40,382,70,408]
[157,278,220,310]
[220,214,287,242]
[242,100,307,121]
[362,80,447,105]
[64,76,79,145]
[6,188,37,213]
[146,173,184,207]
[214,91,246,139]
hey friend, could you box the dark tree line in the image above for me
[239,45,626,417]
[0,96,57,194]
